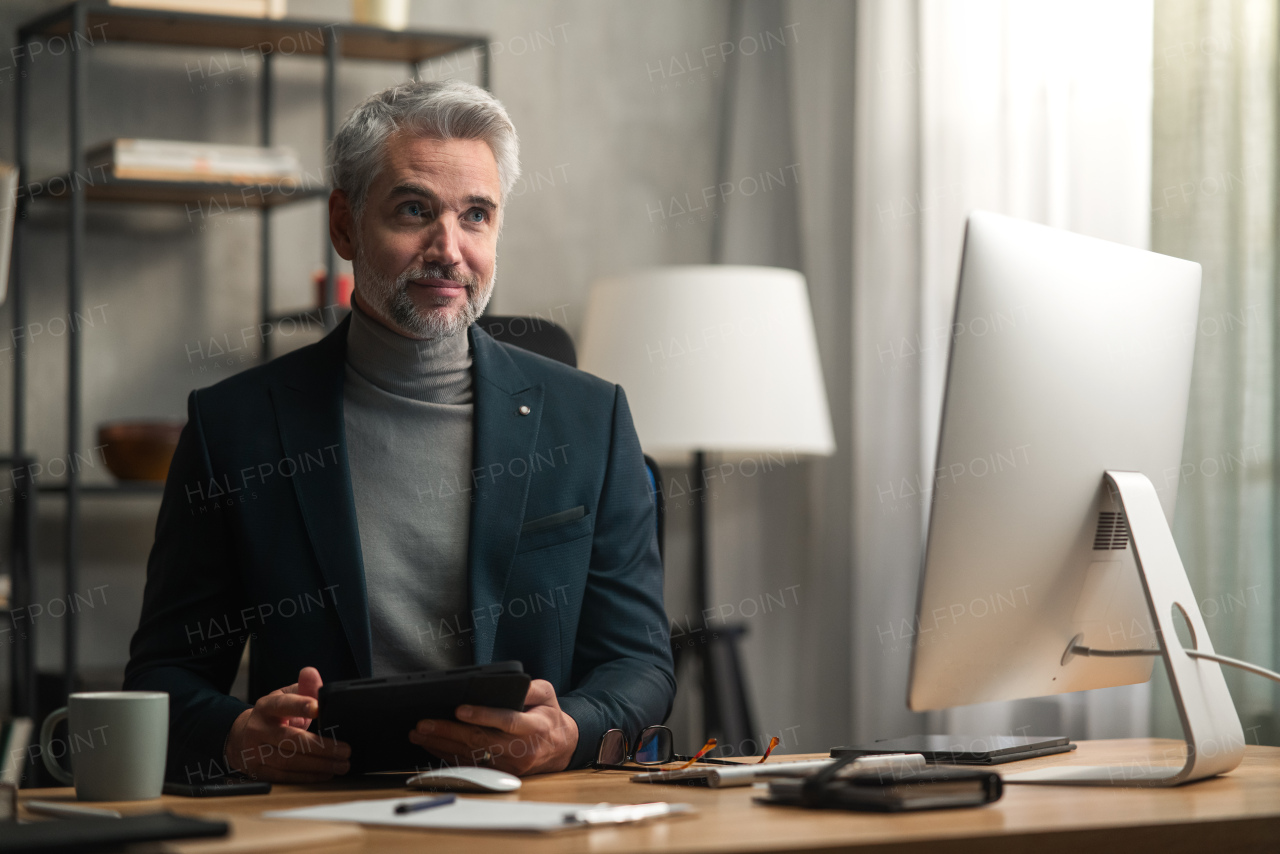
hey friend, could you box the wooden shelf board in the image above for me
[22,4,484,64]
[266,306,349,326]
[37,481,165,494]
[23,175,328,208]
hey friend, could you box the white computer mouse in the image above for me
[406,766,522,793]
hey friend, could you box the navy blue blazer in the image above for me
[123,317,675,781]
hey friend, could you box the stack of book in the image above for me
[0,162,15,305]
[107,0,288,17]
[86,139,303,187]
[1,718,33,786]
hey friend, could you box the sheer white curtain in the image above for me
[851,0,1157,740]
[1151,0,1279,746]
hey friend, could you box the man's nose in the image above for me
[422,217,465,267]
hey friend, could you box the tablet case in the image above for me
[318,661,531,773]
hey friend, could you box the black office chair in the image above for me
[479,315,664,560]
[485,317,760,751]
[478,315,578,371]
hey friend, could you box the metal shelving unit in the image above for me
[7,0,488,706]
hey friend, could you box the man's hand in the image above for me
[409,679,579,776]
[224,666,351,782]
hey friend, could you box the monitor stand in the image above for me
[1002,470,1245,787]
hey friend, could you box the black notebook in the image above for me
[0,812,228,853]
[757,756,1003,812]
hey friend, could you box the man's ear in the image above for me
[329,189,357,261]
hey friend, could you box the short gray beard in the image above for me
[353,249,495,339]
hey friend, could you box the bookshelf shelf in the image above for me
[21,4,483,63]
[36,481,165,495]
[265,306,351,327]
[23,175,329,208]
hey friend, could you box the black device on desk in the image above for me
[318,661,531,774]
[830,734,1075,765]
[163,775,272,797]
[0,813,227,853]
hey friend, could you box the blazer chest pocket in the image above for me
[517,506,592,553]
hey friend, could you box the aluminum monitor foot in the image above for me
[1005,471,1244,788]
[1004,765,1185,785]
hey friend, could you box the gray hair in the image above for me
[328,78,520,218]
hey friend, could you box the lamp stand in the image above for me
[674,450,758,754]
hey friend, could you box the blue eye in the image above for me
[405,202,423,216]
[465,208,486,223]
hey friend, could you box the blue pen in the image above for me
[395,793,457,815]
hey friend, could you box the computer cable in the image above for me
[1066,641,1280,684]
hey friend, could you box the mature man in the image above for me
[124,79,675,782]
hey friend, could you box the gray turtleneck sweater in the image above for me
[344,302,474,675]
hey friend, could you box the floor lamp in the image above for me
[580,265,835,752]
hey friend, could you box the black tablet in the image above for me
[829,734,1075,765]
[317,661,531,773]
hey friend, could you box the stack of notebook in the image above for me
[1,717,33,786]
[105,0,288,18]
[86,139,303,186]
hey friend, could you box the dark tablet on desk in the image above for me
[318,661,531,773]
[830,735,1075,765]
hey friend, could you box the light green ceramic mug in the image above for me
[40,691,168,801]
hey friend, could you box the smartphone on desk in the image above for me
[163,776,272,797]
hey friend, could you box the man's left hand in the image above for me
[409,679,579,776]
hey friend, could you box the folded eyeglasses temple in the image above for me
[599,732,782,769]
[675,738,718,770]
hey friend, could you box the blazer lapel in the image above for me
[269,316,373,677]
[468,326,544,664]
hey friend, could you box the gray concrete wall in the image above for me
[0,0,834,756]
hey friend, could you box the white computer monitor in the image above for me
[906,211,1243,786]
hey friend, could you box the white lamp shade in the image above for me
[579,265,836,458]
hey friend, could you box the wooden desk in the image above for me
[17,739,1280,853]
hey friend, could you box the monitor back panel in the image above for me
[907,211,1201,711]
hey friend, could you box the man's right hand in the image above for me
[224,666,351,782]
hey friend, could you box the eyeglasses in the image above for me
[593,726,780,771]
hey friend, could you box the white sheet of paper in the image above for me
[263,796,681,832]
